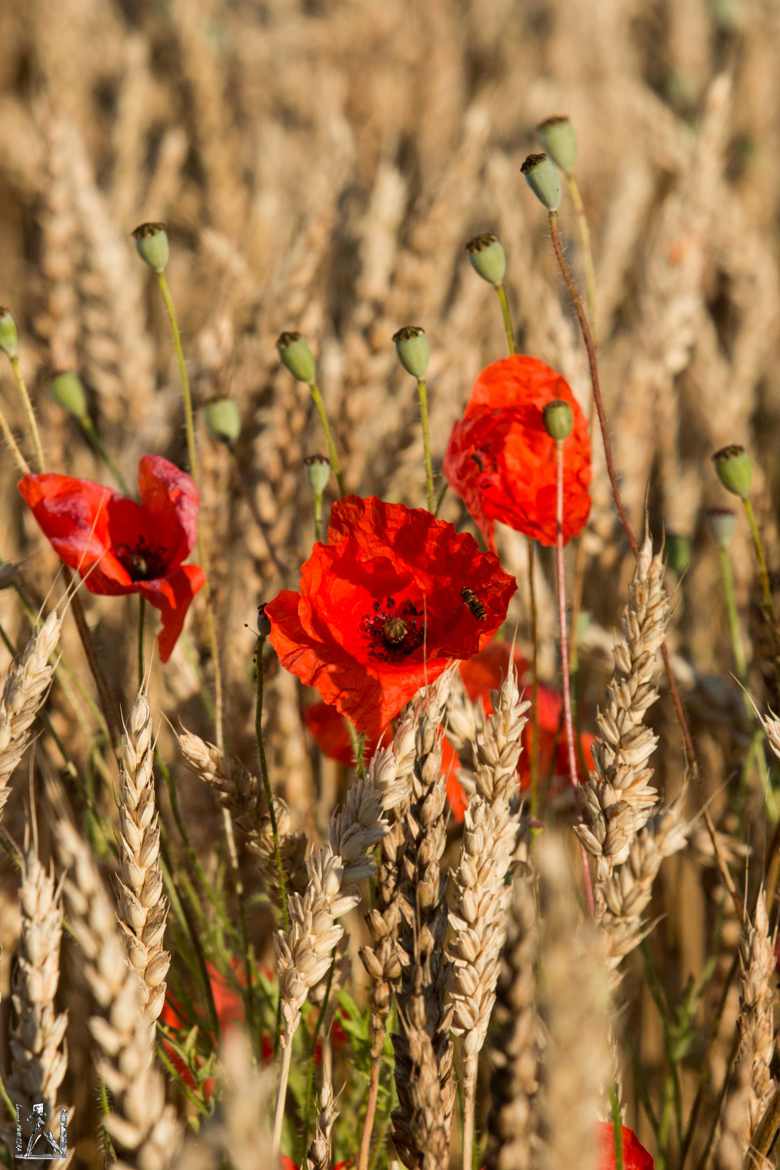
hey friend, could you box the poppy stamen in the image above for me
[116,536,169,582]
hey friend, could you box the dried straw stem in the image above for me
[115,694,170,1025]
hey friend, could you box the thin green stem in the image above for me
[610,1086,624,1170]
[564,173,598,340]
[416,378,435,512]
[157,271,224,751]
[495,284,516,355]
[0,402,30,475]
[8,353,45,472]
[79,417,131,494]
[308,380,345,495]
[137,595,146,688]
[255,637,289,929]
[743,496,776,623]
[527,540,540,818]
[314,489,324,542]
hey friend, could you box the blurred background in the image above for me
[0,2,779,1158]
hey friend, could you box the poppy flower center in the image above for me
[116,537,169,582]
[361,595,426,662]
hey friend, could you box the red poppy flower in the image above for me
[444,355,591,549]
[303,701,389,765]
[598,1123,654,1170]
[446,641,595,821]
[18,456,205,662]
[267,496,516,738]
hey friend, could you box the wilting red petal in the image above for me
[139,563,205,662]
[444,355,591,547]
[18,473,132,592]
[267,498,516,736]
[598,1123,654,1170]
[137,455,200,568]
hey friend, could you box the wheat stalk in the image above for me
[0,609,61,817]
[54,801,181,1170]
[115,694,170,1025]
[304,1080,338,1170]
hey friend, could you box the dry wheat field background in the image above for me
[0,1,779,1168]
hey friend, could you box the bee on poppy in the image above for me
[461,586,487,620]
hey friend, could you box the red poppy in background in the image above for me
[444,355,591,549]
[446,641,595,822]
[267,496,516,737]
[303,701,383,765]
[18,455,204,661]
[598,1123,654,1170]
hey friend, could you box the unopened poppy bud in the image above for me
[0,307,18,358]
[543,399,573,441]
[257,603,271,639]
[465,233,507,287]
[666,532,691,576]
[392,325,430,379]
[304,453,331,496]
[712,444,753,499]
[205,397,241,446]
[521,153,562,212]
[277,331,316,383]
[51,370,89,422]
[706,507,736,549]
[132,222,170,273]
[537,115,577,174]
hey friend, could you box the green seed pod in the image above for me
[131,222,170,273]
[521,153,562,213]
[205,398,241,446]
[712,444,753,499]
[392,325,430,379]
[0,307,18,358]
[304,453,331,496]
[537,115,577,174]
[277,331,317,384]
[465,233,507,287]
[542,399,573,441]
[51,370,89,422]
[666,532,692,576]
[706,507,737,549]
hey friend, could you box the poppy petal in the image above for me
[137,455,200,568]
[138,563,205,662]
[18,473,132,592]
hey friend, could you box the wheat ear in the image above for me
[116,693,170,1025]
[0,609,61,817]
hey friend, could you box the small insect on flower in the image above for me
[461,586,487,620]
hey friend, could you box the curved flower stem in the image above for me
[462,1053,478,1170]
[494,284,516,356]
[308,380,345,496]
[416,378,436,512]
[564,173,598,340]
[547,210,696,768]
[157,271,224,750]
[255,633,289,929]
[137,595,146,687]
[554,440,595,914]
[272,1038,294,1157]
[7,354,45,472]
[79,417,131,494]
[527,541,540,818]
[0,403,30,475]
[358,1054,383,1170]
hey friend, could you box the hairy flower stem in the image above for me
[358,1058,382,1170]
[717,545,775,816]
[416,378,436,512]
[7,353,45,472]
[564,173,598,340]
[495,285,516,355]
[527,542,540,817]
[157,270,224,750]
[610,1087,625,1170]
[547,210,696,767]
[0,402,31,475]
[308,380,345,495]
[255,633,289,929]
[555,441,595,913]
